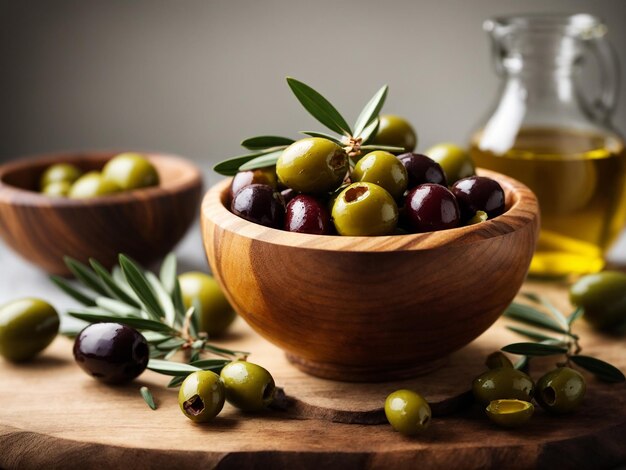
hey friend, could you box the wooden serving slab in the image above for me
[0,281,625,469]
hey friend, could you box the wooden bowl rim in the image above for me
[0,151,203,206]
[201,168,539,252]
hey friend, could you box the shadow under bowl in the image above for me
[201,169,539,382]
[0,151,203,276]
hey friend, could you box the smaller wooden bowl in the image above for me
[0,151,202,276]
[202,170,540,382]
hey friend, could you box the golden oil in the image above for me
[470,127,626,277]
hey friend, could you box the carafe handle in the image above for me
[587,36,620,123]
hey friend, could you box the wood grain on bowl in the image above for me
[201,169,540,381]
[0,152,202,275]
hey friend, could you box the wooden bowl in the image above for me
[0,151,202,276]
[201,169,539,382]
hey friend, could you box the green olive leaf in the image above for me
[358,117,380,144]
[142,331,172,344]
[537,296,570,331]
[299,131,344,146]
[89,259,142,308]
[506,325,561,343]
[213,149,278,176]
[241,135,294,150]
[353,84,388,137]
[190,358,230,373]
[359,144,406,153]
[238,150,284,172]
[147,359,201,376]
[172,279,187,326]
[67,309,175,333]
[286,77,352,136]
[504,302,570,335]
[501,342,568,356]
[567,307,584,325]
[203,343,250,359]
[146,271,177,327]
[570,355,626,383]
[50,275,97,307]
[167,376,186,388]
[159,253,178,295]
[140,386,157,410]
[95,297,145,317]
[64,257,109,297]
[119,254,166,322]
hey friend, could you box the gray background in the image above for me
[0,0,625,309]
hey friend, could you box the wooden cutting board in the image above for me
[0,281,625,469]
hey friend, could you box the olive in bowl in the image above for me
[0,151,202,275]
[201,169,539,381]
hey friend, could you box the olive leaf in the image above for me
[299,131,344,146]
[68,309,176,333]
[241,135,294,150]
[167,376,187,388]
[506,325,561,343]
[140,386,157,410]
[238,150,285,172]
[147,359,201,376]
[568,307,584,325]
[504,302,570,335]
[359,144,406,153]
[159,253,178,295]
[286,77,352,136]
[213,149,278,176]
[146,271,177,327]
[119,254,165,322]
[570,355,626,383]
[358,117,380,144]
[501,342,568,356]
[64,257,109,297]
[50,276,96,307]
[90,259,142,308]
[353,84,388,137]
[95,297,145,317]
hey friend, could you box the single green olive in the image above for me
[385,389,431,436]
[276,138,349,193]
[178,272,236,337]
[101,152,159,191]
[371,115,417,153]
[486,399,534,428]
[178,370,225,423]
[472,367,534,405]
[0,298,59,362]
[220,361,276,411]
[485,351,514,370]
[467,210,488,226]
[68,171,121,199]
[425,143,475,184]
[569,271,626,331]
[352,151,408,200]
[535,367,586,414]
[331,182,398,236]
[40,163,82,189]
[42,181,72,197]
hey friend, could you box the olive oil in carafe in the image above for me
[471,128,626,277]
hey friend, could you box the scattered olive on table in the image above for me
[38,153,159,199]
[485,351,514,370]
[371,114,418,154]
[73,322,150,384]
[220,361,276,412]
[485,399,534,428]
[385,389,432,436]
[535,367,586,414]
[179,370,226,423]
[472,367,535,406]
[0,298,59,362]
[569,271,626,332]
[178,271,236,337]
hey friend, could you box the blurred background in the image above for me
[0,0,625,267]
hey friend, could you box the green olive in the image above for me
[178,272,236,337]
[535,367,586,414]
[220,361,276,411]
[352,151,408,200]
[384,389,431,436]
[68,171,121,199]
[486,399,534,428]
[42,181,72,197]
[425,143,475,184]
[0,298,59,362]
[101,153,159,190]
[276,138,348,193]
[40,163,82,189]
[331,182,398,236]
[372,115,417,153]
[485,351,514,370]
[178,370,225,422]
[472,367,534,405]
[569,271,626,331]
[467,210,488,226]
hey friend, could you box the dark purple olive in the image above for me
[280,188,298,205]
[231,184,285,229]
[405,183,460,233]
[397,153,447,189]
[73,323,149,384]
[228,168,277,201]
[285,194,332,235]
[451,176,505,222]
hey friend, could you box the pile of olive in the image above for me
[473,352,586,428]
[39,152,159,199]
[228,116,505,236]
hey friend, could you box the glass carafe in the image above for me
[471,14,626,278]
